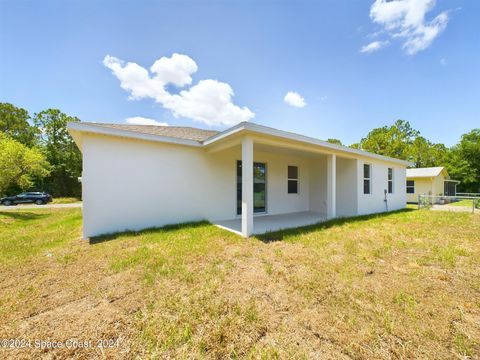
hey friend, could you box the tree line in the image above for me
[0,103,81,197]
[328,120,480,192]
[0,102,479,197]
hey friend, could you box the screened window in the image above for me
[388,168,394,194]
[444,181,456,196]
[363,164,371,194]
[406,180,415,194]
[288,166,298,194]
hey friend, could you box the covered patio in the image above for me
[214,211,327,236]
[205,129,361,237]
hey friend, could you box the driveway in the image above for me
[0,203,82,211]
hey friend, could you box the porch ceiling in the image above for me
[253,142,326,158]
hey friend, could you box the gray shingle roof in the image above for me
[81,122,219,142]
[406,167,444,178]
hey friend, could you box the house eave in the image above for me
[67,122,203,148]
[67,121,412,166]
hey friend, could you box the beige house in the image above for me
[406,167,459,203]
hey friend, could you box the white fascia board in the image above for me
[407,173,445,179]
[204,122,413,167]
[67,122,202,147]
[444,179,461,183]
[202,121,247,144]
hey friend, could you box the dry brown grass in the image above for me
[0,208,479,359]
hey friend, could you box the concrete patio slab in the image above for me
[214,211,326,236]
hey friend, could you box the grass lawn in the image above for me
[450,199,478,208]
[0,208,479,359]
[51,197,82,204]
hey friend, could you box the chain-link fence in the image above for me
[418,194,479,213]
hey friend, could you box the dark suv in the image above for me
[0,192,53,206]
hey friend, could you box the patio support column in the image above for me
[327,154,336,219]
[241,137,254,237]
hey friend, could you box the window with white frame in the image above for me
[406,180,415,194]
[388,168,394,193]
[363,164,371,194]
[288,166,298,194]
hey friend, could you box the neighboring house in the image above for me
[68,121,411,238]
[406,167,459,203]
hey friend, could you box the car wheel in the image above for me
[3,200,12,206]
[35,199,44,205]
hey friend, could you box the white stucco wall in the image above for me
[82,134,315,237]
[82,134,234,237]
[309,155,327,214]
[356,159,406,215]
[336,157,358,217]
[252,149,311,216]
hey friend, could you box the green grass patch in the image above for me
[0,207,479,359]
[51,197,82,204]
[0,208,82,264]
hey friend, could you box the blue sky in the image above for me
[1,0,478,146]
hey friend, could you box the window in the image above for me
[288,166,298,194]
[406,180,415,194]
[363,164,371,194]
[387,168,394,194]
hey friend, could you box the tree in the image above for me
[0,134,50,195]
[0,102,37,146]
[358,120,419,160]
[327,138,343,146]
[447,129,480,192]
[458,129,480,174]
[408,137,448,168]
[33,109,82,197]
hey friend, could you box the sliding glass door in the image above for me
[236,160,266,215]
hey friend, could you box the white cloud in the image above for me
[440,57,447,65]
[363,0,449,55]
[360,40,389,53]
[284,91,306,108]
[150,53,197,87]
[103,53,254,127]
[125,117,168,126]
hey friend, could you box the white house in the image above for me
[68,121,410,238]
[406,167,459,203]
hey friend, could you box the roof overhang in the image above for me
[406,175,436,179]
[203,122,412,166]
[68,122,202,151]
[68,121,412,167]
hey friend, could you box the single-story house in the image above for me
[68,121,411,238]
[406,167,459,203]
